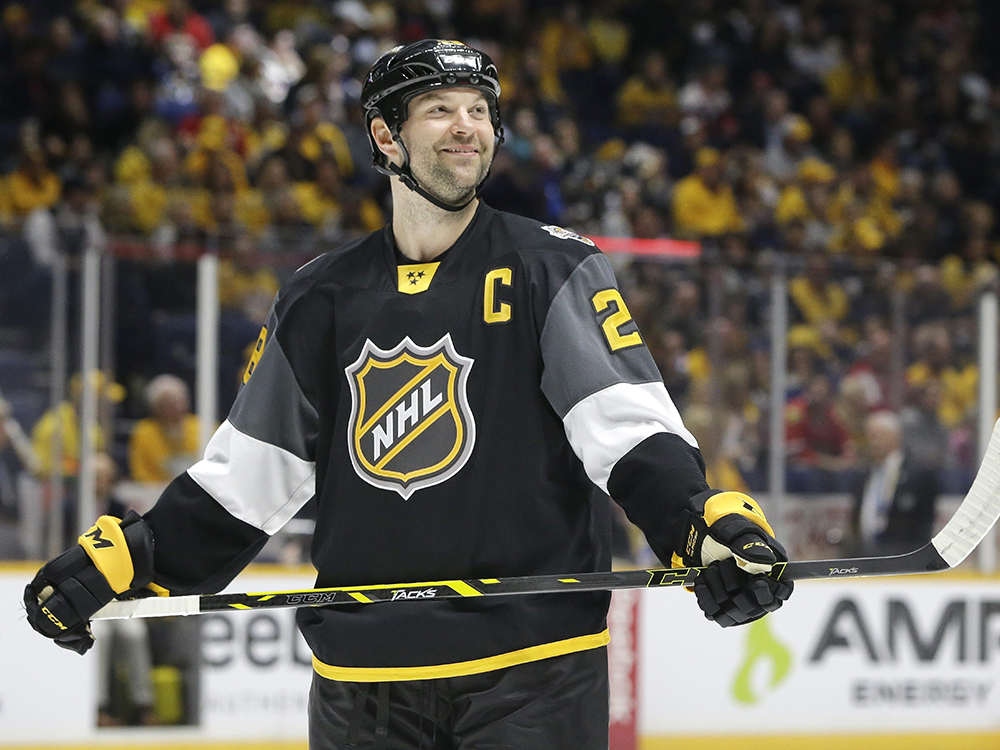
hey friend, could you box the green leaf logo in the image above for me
[732,617,793,704]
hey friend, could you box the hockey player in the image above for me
[25,40,792,749]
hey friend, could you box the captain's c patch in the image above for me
[345,334,476,499]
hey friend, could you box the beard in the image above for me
[405,134,493,207]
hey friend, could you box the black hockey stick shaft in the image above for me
[214,548,950,609]
[93,543,949,619]
[93,417,1000,621]
[203,544,951,612]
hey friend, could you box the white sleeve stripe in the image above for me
[561,381,698,493]
[186,420,316,536]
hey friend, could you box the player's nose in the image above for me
[450,107,477,134]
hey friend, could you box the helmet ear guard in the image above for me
[361,39,504,211]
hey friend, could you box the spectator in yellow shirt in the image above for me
[682,403,749,493]
[31,371,125,478]
[218,235,280,324]
[295,156,385,239]
[117,137,187,234]
[294,155,345,231]
[939,235,999,313]
[775,157,837,250]
[538,3,593,104]
[128,374,200,483]
[672,147,744,238]
[288,86,354,180]
[186,132,250,195]
[616,50,677,128]
[790,252,849,323]
[788,251,852,352]
[825,38,881,113]
[829,163,902,241]
[906,322,977,430]
[3,149,61,227]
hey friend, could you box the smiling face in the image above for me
[390,87,495,206]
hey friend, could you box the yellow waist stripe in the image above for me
[312,629,610,682]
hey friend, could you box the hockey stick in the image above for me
[92,418,1000,621]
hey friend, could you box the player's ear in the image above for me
[371,117,401,165]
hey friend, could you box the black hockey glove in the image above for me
[24,511,155,655]
[673,490,793,628]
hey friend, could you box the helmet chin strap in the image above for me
[386,160,479,213]
[386,134,489,213]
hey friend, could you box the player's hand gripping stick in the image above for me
[673,490,793,627]
[23,511,155,654]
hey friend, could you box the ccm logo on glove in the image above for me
[673,490,793,627]
[24,511,157,655]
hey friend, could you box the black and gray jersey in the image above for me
[143,202,708,680]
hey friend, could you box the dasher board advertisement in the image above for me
[640,578,1000,736]
[199,572,314,738]
[5,567,1000,746]
[0,567,95,744]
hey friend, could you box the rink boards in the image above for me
[2,564,1000,749]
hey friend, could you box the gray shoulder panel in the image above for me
[228,313,319,462]
[539,252,662,418]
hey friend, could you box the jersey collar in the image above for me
[382,202,494,294]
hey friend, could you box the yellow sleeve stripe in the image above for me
[78,516,134,594]
[312,629,610,682]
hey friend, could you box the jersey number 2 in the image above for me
[592,289,642,351]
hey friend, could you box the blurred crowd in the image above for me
[1,0,999,545]
[2,0,1000,722]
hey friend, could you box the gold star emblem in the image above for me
[397,262,439,294]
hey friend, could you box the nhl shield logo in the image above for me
[346,334,476,499]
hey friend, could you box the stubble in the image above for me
[407,135,493,206]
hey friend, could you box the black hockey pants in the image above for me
[308,646,610,750]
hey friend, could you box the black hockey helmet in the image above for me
[361,39,504,211]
